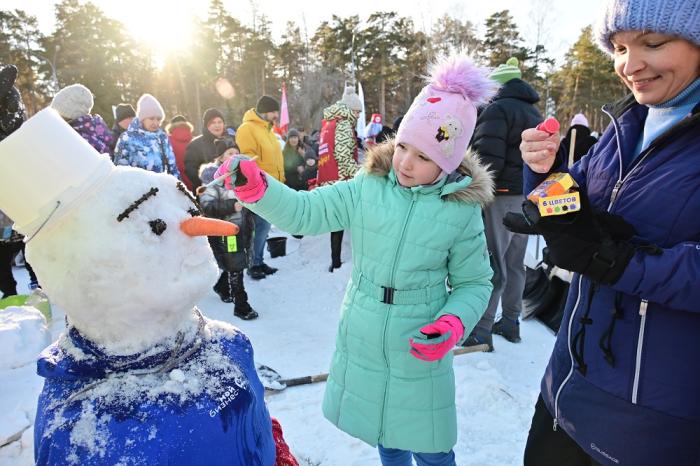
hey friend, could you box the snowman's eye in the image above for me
[149,219,167,235]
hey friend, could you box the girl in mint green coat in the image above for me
[217,55,499,465]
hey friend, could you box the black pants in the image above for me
[0,241,21,297]
[330,230,344,267]
[524,395,600,466]
[0,242,38,298]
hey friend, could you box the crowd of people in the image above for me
[0,0,699,463]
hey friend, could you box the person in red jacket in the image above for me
[167,115,194,190]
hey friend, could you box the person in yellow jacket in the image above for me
[235,95,284,280]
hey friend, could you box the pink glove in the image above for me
[215,157,268,202]
[409,315,464,362]
[214,157,242,190]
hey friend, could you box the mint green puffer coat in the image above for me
[242,141,494,453]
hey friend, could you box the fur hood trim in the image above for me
[363,140,494,206]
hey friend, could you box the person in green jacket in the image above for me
[282,128,306,191]
[215,54,498,466]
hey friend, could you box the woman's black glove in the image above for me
[0,64,26,142]
[503,194,637,285]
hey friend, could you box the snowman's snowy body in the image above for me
[22,165,275,465]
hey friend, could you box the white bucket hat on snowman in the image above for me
[0,108,114,239]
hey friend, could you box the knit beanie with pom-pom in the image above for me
[395,54,499,173]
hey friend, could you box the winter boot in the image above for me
[247,265,266,280]
[234,301,259,320]
[328,262,342,273]
[259,262,278,275]
[461,327,494,352]
[493,317,522,343]
[213,271,234,303]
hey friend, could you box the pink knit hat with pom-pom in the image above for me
[396,54,499,173]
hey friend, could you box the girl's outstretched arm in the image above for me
[240,172,361,236]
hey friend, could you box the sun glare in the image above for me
[120,4,197,67]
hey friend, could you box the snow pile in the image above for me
[0,305,50,369]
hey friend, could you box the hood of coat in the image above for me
[363,140,494,206]
[169,124,194,143]
[242,108,273,129]
[198,162,219,186]
[126,116,168,141]
[323,101,357,125]
[494,78,540,105]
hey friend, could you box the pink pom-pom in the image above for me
[428,54,499,106]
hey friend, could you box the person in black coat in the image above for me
[111,103,135,145]
[198,139,258,320]
[560,113,599,165]
[0,64,40,293]
[184,108,227,191]
[0,64,25,142]
[463,57,543,350]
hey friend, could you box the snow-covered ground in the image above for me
[0,231,555,465]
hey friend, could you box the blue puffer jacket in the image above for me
[34,314,275,466]
[114,118,181,178]
[526,95,700,466]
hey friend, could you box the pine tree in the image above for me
[481,10,529,67]
[275,22,307,90]
[356,12,415,117]
[310,15,359,78]
[430,15,481,57]
[44,0,154,123]
[549,26,626,131]
[0,9,50,115]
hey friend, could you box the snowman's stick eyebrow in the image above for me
[117,187,159,222]
[176,181,198,204]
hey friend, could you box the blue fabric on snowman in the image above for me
[33,311,275,466]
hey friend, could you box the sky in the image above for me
[3,0,608,66]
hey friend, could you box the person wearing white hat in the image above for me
[0,65,40,294]
[50,83,115,155]
[113,93,180,178]
[560,112,599,165]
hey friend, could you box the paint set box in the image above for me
[527,173,581,216]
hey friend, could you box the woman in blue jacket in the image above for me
[510,0,700,464]
[114,94,180,179]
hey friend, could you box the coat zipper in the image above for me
[553,275,584,431]
[601,106,656,406]
[603,106,700,210]
[602,106,655,210]
[378,195,416,442]
[631,299,649,404]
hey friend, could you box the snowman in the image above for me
[0,108,278,465]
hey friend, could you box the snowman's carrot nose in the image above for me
[180,217,239,237]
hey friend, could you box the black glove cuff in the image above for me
[586,241,635,285]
